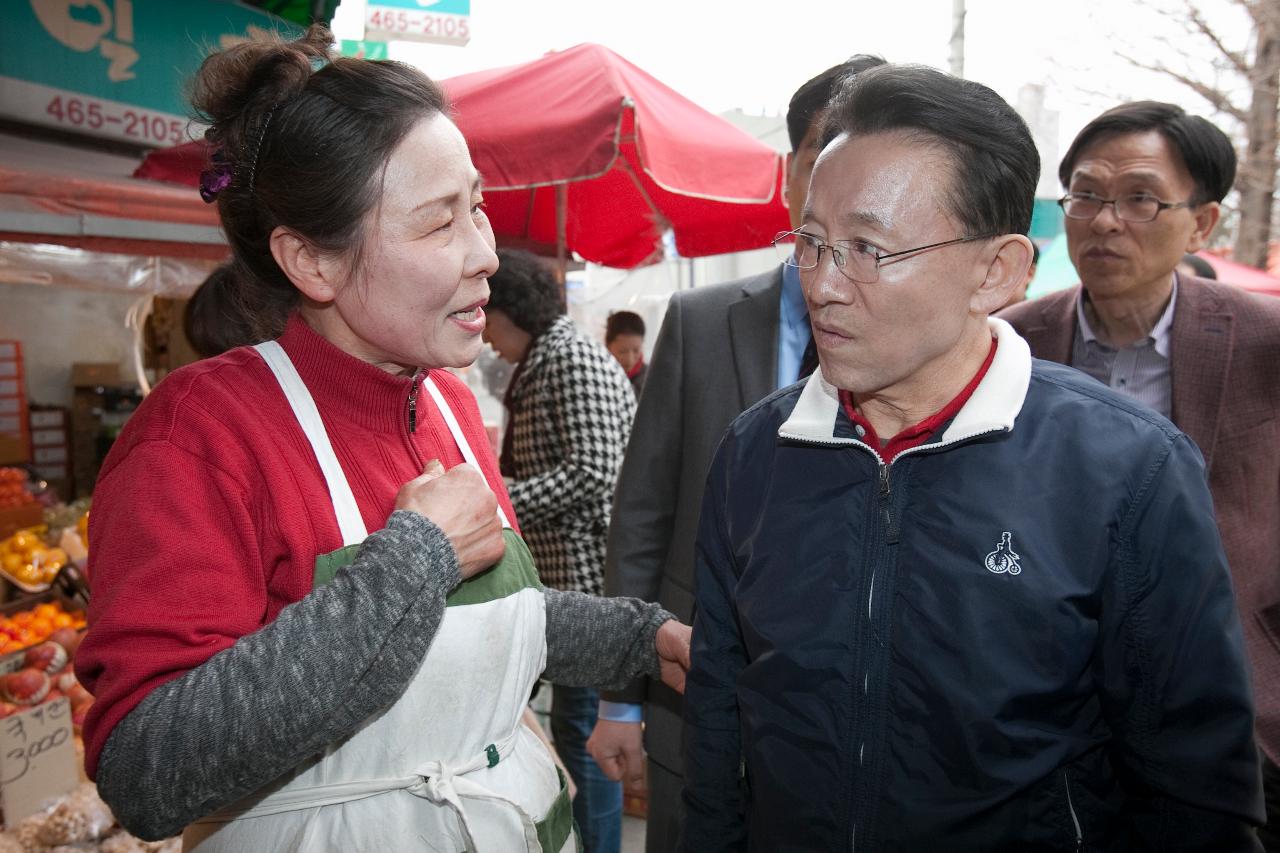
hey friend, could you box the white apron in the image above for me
[184,342,573,853]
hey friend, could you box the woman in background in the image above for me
[605,310,647,397]
[482,249,636,853]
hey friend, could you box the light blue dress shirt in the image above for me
[775,261,813,389]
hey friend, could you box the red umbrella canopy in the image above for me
[442,43,789,268]
[1199,251,1280,298]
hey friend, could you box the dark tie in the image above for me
[797,330,819,381]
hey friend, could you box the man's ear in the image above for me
[971,235,1034,315]
[269,226,342,303]
[1185,201,1221,253]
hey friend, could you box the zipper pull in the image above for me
[407,372,421,433]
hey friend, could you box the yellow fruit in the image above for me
[13,564,39,584]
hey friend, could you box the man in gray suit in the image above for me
[586,54,886,852]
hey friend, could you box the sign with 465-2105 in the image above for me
[44,91,186,147]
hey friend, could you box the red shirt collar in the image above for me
[839,337,998,463]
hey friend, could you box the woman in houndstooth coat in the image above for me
[483,249,636,853]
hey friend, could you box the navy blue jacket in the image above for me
[681,321,1263,852]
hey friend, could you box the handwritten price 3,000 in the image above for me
[2,699,70,785]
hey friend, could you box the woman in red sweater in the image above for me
[74,25,688,853]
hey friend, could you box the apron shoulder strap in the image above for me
[255,341,369,547]
[421,375,512,530]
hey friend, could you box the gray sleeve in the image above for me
[543,588,674,691]
[94,510,461,841]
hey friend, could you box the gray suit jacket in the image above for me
[1000,276,1280,763]
[604,266,783,773]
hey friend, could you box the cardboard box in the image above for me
[0,434,27,466]
[29,430,63,447]
[70,363,121,387]
[0,505,42,541]
[32,465,67,481]
[28,411,64,429]
[32,446,67,465]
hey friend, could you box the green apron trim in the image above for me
[450,767,575,853]
[535,768,576,853]
[446,529,542,606]
[313,544,360,588]
[313,529,543,607]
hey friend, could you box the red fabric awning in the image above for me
[0,131,226,261]
[442,43,789,267]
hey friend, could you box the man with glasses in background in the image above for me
[1001,101,1280,848]
[681,69,1262,850]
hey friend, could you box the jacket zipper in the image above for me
[1062,770,1082,851]
[878,464,899,545]
[776,427,1010,852]
[406,371,421,434]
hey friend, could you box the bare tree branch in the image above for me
[1187,5,1252,74]
[1119,53,1249,122]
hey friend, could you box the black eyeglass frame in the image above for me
[772,229,997,283]
[1057,191,1197,223]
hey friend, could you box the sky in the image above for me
[331,0,1258,164]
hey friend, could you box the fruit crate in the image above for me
[0,588,84,677]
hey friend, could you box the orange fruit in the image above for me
[34,604,57,620]
[8,532,38,555]
[11,613,32,627]
[28,618,52,638]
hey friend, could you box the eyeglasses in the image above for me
[1058,192,1196,223]
[773,229,995,284]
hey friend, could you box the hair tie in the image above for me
[199,148,232,203]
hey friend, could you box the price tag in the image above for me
[0,699,77,826]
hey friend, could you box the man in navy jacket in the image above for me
[680,64,1263,852]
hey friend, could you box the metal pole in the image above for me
[949,0,966,78]
[555,183,568,287]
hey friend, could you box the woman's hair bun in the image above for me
[190,23,334,152]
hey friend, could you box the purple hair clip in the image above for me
[199,148,232,203]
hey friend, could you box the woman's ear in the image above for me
[269,226,341,303]
[971,235,1034,316]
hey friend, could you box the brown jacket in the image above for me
[1000,275,1280,763]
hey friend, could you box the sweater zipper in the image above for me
[407,371,421,434]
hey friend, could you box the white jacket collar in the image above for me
[778,317,1032,449]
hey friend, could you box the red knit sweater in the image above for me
[76,315,516,777]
